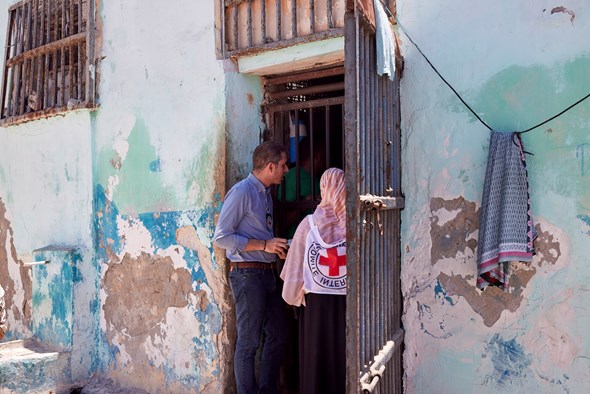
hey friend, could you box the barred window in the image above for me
[1,0,96,126]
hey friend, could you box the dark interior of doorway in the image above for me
[263,65,345,393]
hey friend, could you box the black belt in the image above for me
[230,261,276,270]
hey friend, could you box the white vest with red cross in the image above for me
[303,216,347,296]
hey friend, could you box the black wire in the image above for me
[517,91,590,133]
[393,15,590,134]
[393,17,493,131]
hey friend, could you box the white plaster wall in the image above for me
[398,1,590,392]
[225,67,265,185]
[0,113,94,255]
[0,0,237,390]
[0,2,95,355]
[94,0,227,214]
[91,1,238,392]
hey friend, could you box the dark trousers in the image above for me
[229,267,288,394]
[299,293,346,394]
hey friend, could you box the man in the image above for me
[0,285,7,341]
[214,141,290,394]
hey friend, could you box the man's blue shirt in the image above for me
[213,173,275,262]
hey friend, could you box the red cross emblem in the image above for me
[319,247,347,277]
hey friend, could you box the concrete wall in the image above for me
[0,110,94,351]
[0,0,267,392]
[398,0,590,392]
[91,1,234,392]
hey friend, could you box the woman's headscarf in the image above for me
[312,168,346,243]
[281,168,346,306]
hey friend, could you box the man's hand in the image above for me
[265,238,288,259]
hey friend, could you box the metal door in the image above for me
[344,4,404,393]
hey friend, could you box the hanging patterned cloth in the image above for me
[477,131,536,290]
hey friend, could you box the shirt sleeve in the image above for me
[213,186,250,254]
[280,218,310,307]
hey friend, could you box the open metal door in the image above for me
[344,3,404,393]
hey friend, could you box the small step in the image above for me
[0,339,71,394]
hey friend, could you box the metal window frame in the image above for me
[0,0,97,126]
[217,0,344,59]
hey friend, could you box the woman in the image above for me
[281,167,346,394]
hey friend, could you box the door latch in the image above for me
[359,195,404,211]
[359,329,404,392]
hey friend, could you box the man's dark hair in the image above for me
[253,141,287,171]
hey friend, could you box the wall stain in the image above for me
[102,252,205,392]
[576,143,590,176]
[438,267,535,327]
[102,252,194,338]
[110,154,122,170]
[176,225,235,392]
[417,302,451,339]
[434,279,454,306]
[430,196,479,264]
[0,198,32,337]
[578,215,590,235]
[533,223,561,266]
[483,334,532,387]
[94,184,231,392]
[550,6,576,24]
[95,186,123,272]
[431,196,562,327]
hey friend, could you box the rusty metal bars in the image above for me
[42,0,50,110]
[309,0,315,33]
[275,0,281,41]
[290,0,296,37]
[1,0,93,125]
[344,9,360,393]
[76,0,82,102]
[260,0,266,43]
[1,10,14,117]
[344,5,403,393]
[85,0,95,105]
[265,65,344,238]
[13,5,23,116]
[59,0,65,106]
[222,0,343,57]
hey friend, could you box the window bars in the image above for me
[1,0,96,125]
[219,0,345,58]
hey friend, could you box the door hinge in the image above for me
[359,329,404,393]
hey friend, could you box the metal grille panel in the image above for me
[1,0,96,125]
[219,0,345,58]
[344,5,403,393]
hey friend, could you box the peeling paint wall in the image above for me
[0,0,256,392]
[0,106,94,383]
[225,67,265,187]
[91,1,235,392]
[398,0,590,392]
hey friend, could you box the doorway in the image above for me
[264,66,345,240]
[263,65,345,393]
[262,8,404,388]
